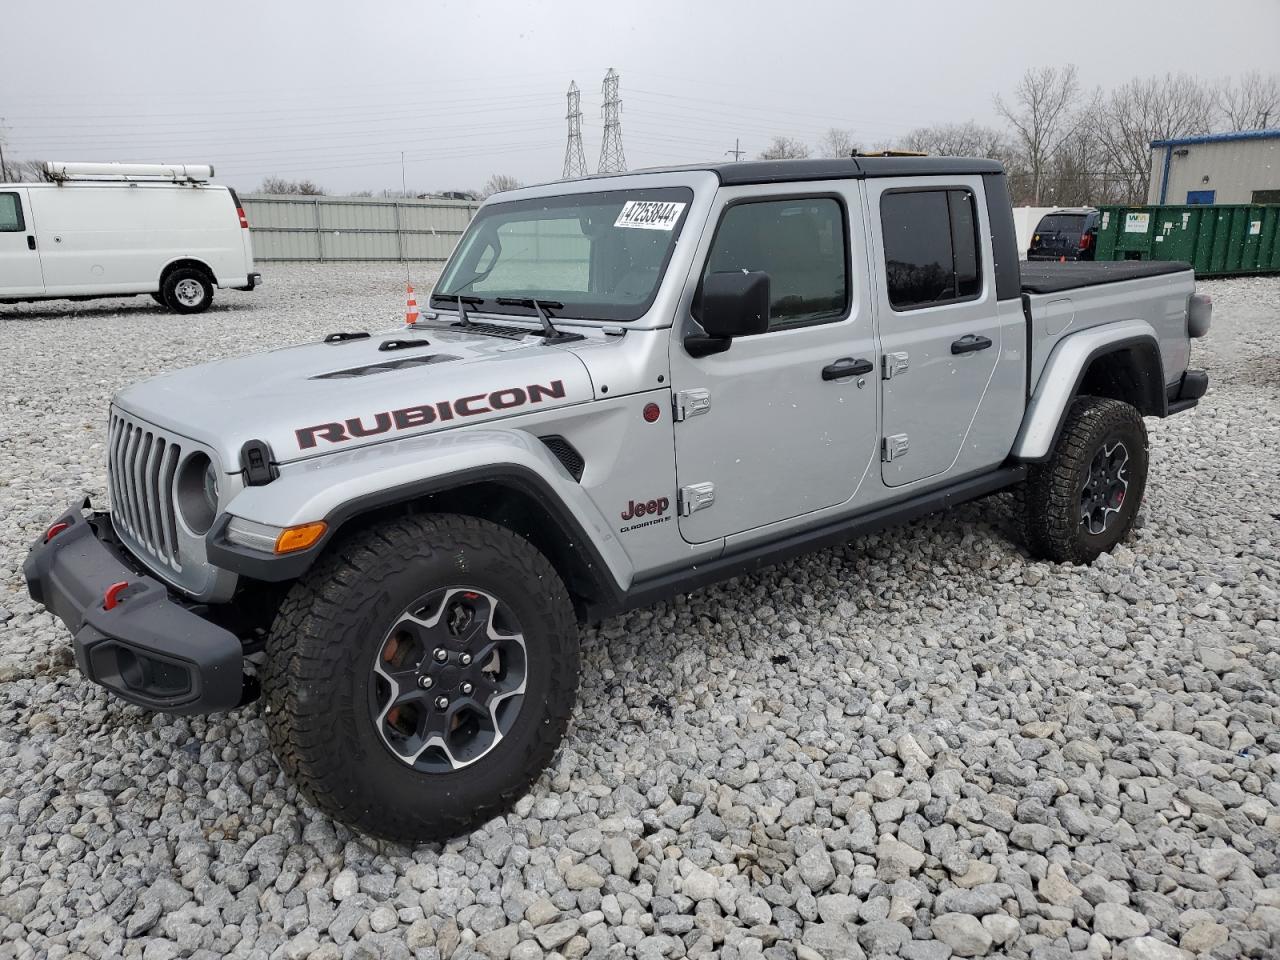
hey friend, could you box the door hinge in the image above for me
[678,482,716,516]
[882,352,909,380]
[882,434,909,462]
[673,388,711,422]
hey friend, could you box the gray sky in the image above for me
[4,0,1278,194]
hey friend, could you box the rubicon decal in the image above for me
[295,380,567,449]
[619,495,671,533]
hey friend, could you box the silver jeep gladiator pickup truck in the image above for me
[25,157,1211,841]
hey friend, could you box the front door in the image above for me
[669,186,879,544]
[0,189,44,296]
[868,180,1003,487]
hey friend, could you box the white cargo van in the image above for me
[0,162,260,313]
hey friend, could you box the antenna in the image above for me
[598,68,627,174]
[562,82,588,180]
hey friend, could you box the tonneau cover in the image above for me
[1020,260,1191,295]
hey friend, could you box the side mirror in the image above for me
[687,271,770,356]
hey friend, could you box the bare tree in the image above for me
[758,136,810,160]
[995,65,1082,203]
[817,128,858,158]
[1216,71,1280,130]
[258,176,326,196]
[901,121,1011,160]
[1044,126,1105,206]
[481,173,522,198]
[1,158,48,183]
[1091,74,1215,203]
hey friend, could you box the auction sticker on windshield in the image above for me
[615,200,686,230]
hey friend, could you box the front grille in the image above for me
[108,413,183,571]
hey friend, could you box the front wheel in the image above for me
[1023,396,1148,564]
[262,514,579,842]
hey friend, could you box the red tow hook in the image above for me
[44,520,71,542]
[103,581,130,611]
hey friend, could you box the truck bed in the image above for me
[1022,259,1196,395]
[1020,260,1191,295]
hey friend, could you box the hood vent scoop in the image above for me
[450,321,532,341]
[313,354,460,380]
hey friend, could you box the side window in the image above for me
[880,188,982,310]
[0,193,24,232]
[702,197,848,330]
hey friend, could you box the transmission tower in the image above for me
[562,81,588,180]
[597,68,627,174]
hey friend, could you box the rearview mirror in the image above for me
[687,271,770,356]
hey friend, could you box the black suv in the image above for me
[1027,208,1099,261]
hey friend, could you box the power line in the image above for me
[562,81,588,179]
[598,68,626,174]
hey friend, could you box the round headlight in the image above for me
[176,453,219,535]
[203,460,220,512]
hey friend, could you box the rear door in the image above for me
[0,189,45,296]
[868,178,1003,487]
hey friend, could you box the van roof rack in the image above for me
[43,162,214,183]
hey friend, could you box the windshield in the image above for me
[1036,214,1087,235]
[434,187,694,322]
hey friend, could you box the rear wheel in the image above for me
[262,513,579,842]
[160,267,214,313]
[1023,396,1148,563]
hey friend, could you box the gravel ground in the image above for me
[1,265,1277,960]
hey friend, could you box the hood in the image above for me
[113,325,594,470]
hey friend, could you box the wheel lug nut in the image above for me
[417,675,434,689]
[460,653,472,666]
[434,696,449,710]
[461,682,473,695]
[433,648,448,662]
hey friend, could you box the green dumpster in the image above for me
[1095,204,1280,277]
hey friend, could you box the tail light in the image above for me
[236,207,250,229]
[1079,232,1092,251]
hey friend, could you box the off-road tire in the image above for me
[1023,396,1148,564]
[160,267,214,313]
[262,513,579,842]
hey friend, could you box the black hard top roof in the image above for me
[576,156,1005,186]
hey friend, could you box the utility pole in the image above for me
[0,118,8,182]
[562,81,588,179]
[597,68,627,174]
[725,138,745,161]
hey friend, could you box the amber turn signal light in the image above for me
[274,521,328,554]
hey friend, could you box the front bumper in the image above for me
[23,503,249,715]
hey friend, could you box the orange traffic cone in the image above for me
[405,283,419,325]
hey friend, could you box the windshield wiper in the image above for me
[495,298,584,344]
[430,293,483,328]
